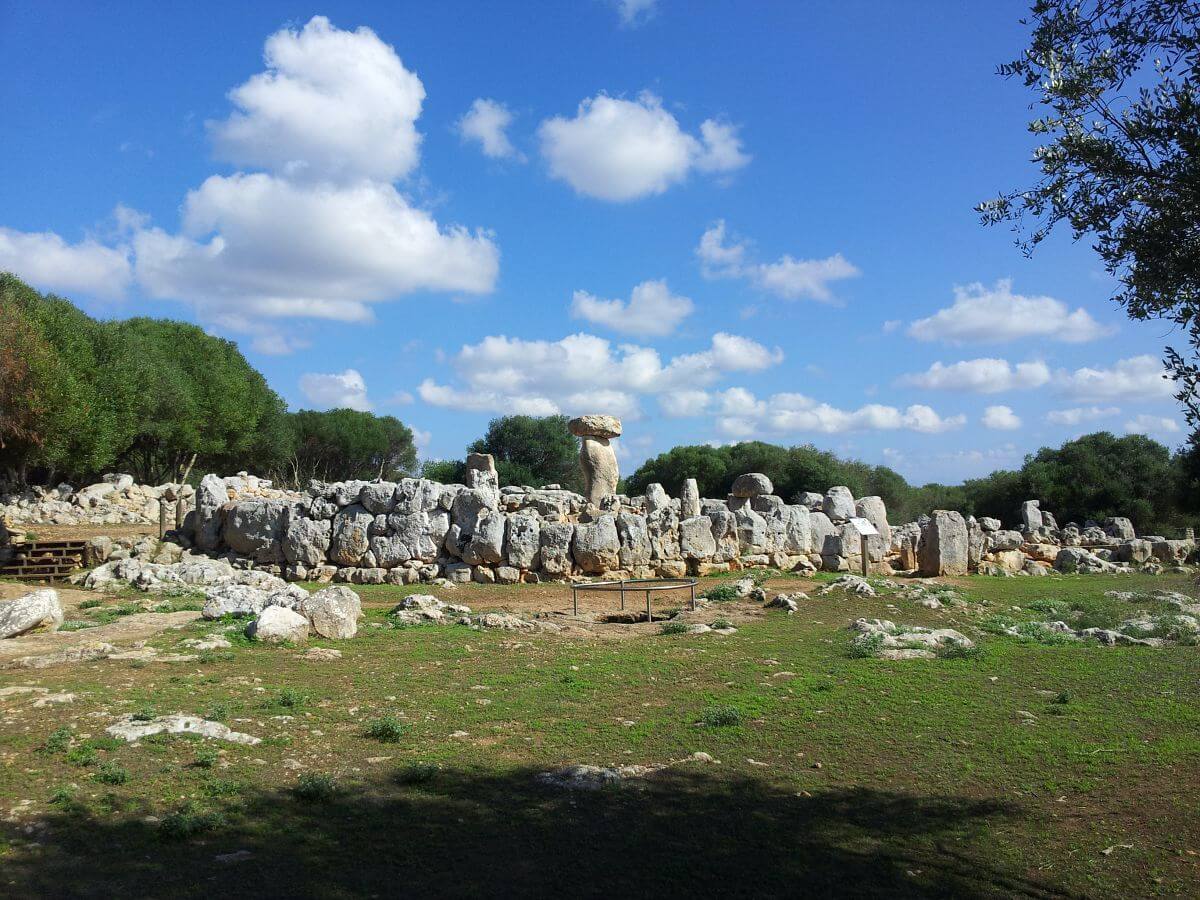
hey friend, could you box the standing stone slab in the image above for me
[918,510,969,576]
[539,522,575,577]
[329,504,374,567]
[823,487,856,524]
[1020,500,1043,531]
[573,514,620,574]
[680,478,701,519]
[679,516,717,560]
[854,496,890,546]
[504,513,541,570]
[569,415,621,506]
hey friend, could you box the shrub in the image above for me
[702,584,739,603]
[96,762,129,785]
[1013,622,1076,646]
[131,706,156,722]
[848,632,886,658]
[275,688,310,709]
[65,744,98,767]
[365,716,407,743]
[396,762,439,785]
[659,621,690,635]
[192,746,219,769]
[41,726,72,754]
[78,598,103,610]
[700,706,743,728]
[200,777,243,798]
[294,772,337,802]
[711,618,733,630]
[159,803,226,840]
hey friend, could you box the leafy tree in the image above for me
[113,318,293,483]
[467,415,581,490]
[624,444,731,497]
[420,459,466,484]
[0,275,134,482]
[287,409,417,484]
[981,0,1198,429]
[1019,431,1178,531]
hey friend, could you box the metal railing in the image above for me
[569,577,698,622]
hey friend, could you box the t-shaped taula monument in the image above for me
[569,414,622,506]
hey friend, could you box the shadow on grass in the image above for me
[3,767,1074,899]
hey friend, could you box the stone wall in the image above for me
[0,474,200,527]
[174,463,1192,584]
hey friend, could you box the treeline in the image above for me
[0,275,416,486]
[626,433,1199,535]
[421,415,584,493]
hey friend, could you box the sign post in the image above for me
[848,517,879,578]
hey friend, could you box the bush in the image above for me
[192,746,219,769]
[294,772,338,802]
[65,744,98,767]
[702,584,739,603]
[96,762,129,785]
[700,706,743,728]
[41,726,72,754]
[396,763,439,785]
[935,644,982,660]
[159,803,226,840]
[711,618,733,630]
[659,621,690,635]
[274,688,310,709]
[848,632,886,658]
[365,716,407,743]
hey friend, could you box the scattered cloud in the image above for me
[899,358,1050,393]
[1056,354,1172,401]
[908,279,1113,344]
[384,390,414,406]
[538,92,748,201]
[1124,414,1180,436]
[1045,406,1120,426]
[411,427,432,452]
[614,0,658,27]
[0,226,131,299]
[419,331,783,418]
[250,333,311,355]
[982,404,1021,430]
[3,16,499,330]
[715,391,965,437]
[696,220,858,302]
[571,279,693,336]
[134,173,498,327]
[299,368,371,411]
[457,98,522,160]
[209,16,425,182]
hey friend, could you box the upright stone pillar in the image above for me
[568,415,622,506]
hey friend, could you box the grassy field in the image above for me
[1,572,1199,898]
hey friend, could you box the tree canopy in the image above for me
[288,409,417,484]
[981,0,1198,431]
[466,415,582,490]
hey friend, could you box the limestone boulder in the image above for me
[644,483,671,513]
[823,486,856,523]
[680,478,701,519]
[1020,500,1043,530]
[1104,517,1136,540]
[194,473,229,551]
[568,415,622,439]
[617,512,651,568]
[539,522,575,577]
[302,586,362,639]
[679,516,717,560]
[573,515,620,574]
[329,504,374,566]
[0,589,63,638]
[504,513,541,570]
[462,511,506,565]
[359,482,397,515]
[247,606,309,644]
[731,473,773,498]
[282,510,331,567]
[854,496,890,545]
[918,510,969,576]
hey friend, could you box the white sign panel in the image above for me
[848,517,879,537]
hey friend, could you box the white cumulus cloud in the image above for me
[571,279,693,336]
[1056,355,1172,401]
[982,405,1021,430]
[300,368,371,411]
[538,92,748,201]
[899,358,1050,393]
[696,220,858,302]
[1124,414,1180,435]
[908,279,1113,344]
[419,331,783,418]
[0,226,131,299]
[134,173,498,326]
[457,98,521,160]
[209,16,425,182]
[1045,405,1120,426]
[710,389,965,437]
[250,333,311,356]
[615,0,658,26]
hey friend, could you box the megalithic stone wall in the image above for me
[183,467,1186,584]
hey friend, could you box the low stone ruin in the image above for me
[0,473,199,527]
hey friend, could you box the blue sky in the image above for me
[0,1,1183,484]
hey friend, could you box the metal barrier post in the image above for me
[645,590,652,623]
[572,586,578,616]
[690,582,696,611]
[620,580,625,610]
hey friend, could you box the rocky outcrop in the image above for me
[0,589,63,639]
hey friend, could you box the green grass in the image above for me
[2,572,1199,897]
